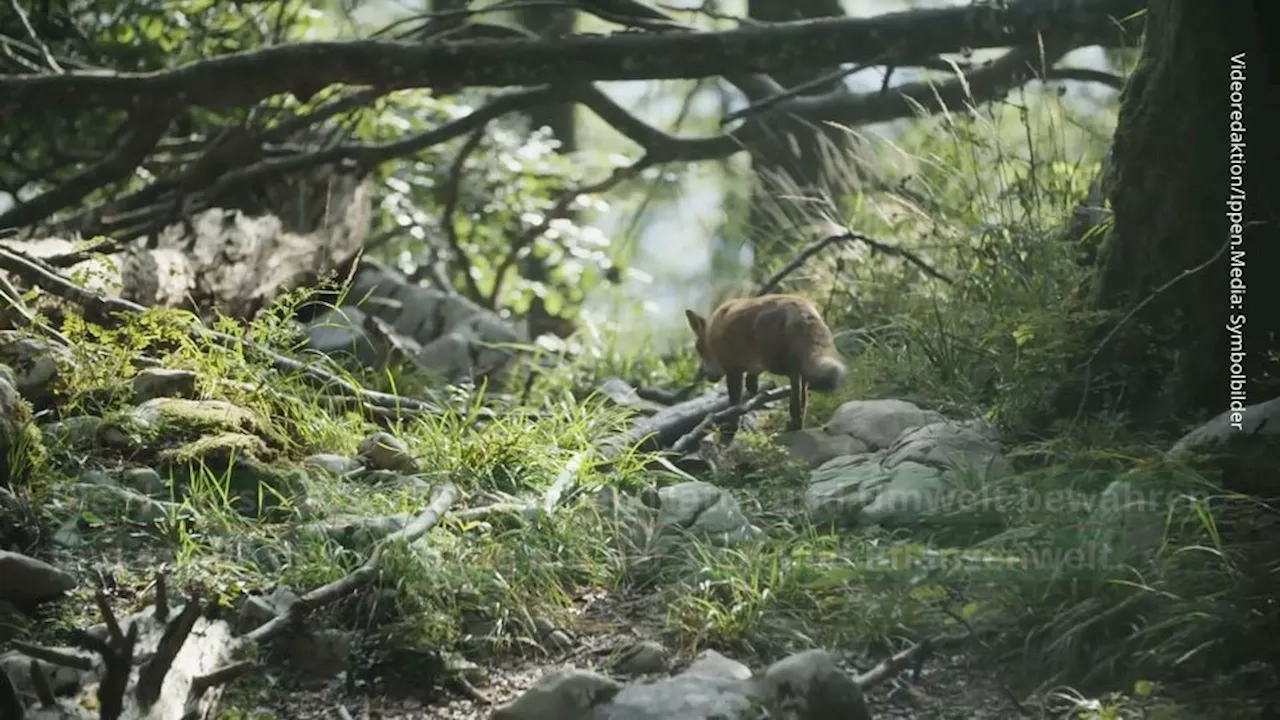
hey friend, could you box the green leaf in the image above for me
[1012,323,1035,347]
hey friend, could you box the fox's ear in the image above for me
[684,309,705,334]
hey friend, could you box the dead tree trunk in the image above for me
[516,5,577,155]
[742,0,856,283]
[513,4,579,305]
[1066,0,1278,429]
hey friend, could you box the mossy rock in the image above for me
[152,424,307,521]
[165,455,311,522]
[159,432,272,466]
[0,362,47,487]
[101,398,288,458]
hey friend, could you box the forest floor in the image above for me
[0,304,1256,720]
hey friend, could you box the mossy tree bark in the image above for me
[1074,0,1278,429]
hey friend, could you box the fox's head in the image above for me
[683,309,723,381]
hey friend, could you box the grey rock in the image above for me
[132,367,199,403]
[303,453,363,475]
[611,640,671,677]
[1167,395,1280,458]
[0,551,76,604]
[120,466,169,497]
[491,668,623,720]
[357,431,417,473]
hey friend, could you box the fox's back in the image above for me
[706,294,835,374]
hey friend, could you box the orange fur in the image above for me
[684,294,846,433]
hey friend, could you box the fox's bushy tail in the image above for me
[802,352,846,393]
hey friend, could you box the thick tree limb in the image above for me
[93,36,1082,243]
[0,0,1142,112]
[6,2,1128,239]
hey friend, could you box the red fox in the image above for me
[684,293,846,433]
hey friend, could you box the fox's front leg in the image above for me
[721,371,745,442]
[744,373,759,400]
[786,374,807,431]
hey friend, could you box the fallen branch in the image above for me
[3,573,244,719]
[452,501,537,524]
[853,638,933,690]
[247,482,459,644]
[597,387,734,461]
[541,451,586,515]
[668,386,790,454]
[2,485,459,716]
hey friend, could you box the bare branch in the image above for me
[756,227,954,296]
[96,588,126,646]
[0,0,1142,112]
[669,386,790,454]
[0,111,173,232]
[487,155,655,308]
[135,598,204,708]
[853,638,933,690]
[722,62,875,126]
[6,0,63,73]
[99,621,138,720]
[85,86,552,242]
[7,640,95,671]
[770,39,1073,129]
[247,482,459,644]
[440,125,488,302]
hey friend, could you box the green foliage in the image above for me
[4,1,624,327]
[1,0,321,199]
[362,91,621,315]
[721,81,1277,715]
[745,88,1116,429]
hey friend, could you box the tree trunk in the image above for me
[1074,0,1278,429]
[513,5,577,308]
[515,5,578,154]
[742,0,854,283]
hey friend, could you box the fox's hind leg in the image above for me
[744,373,759,400]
